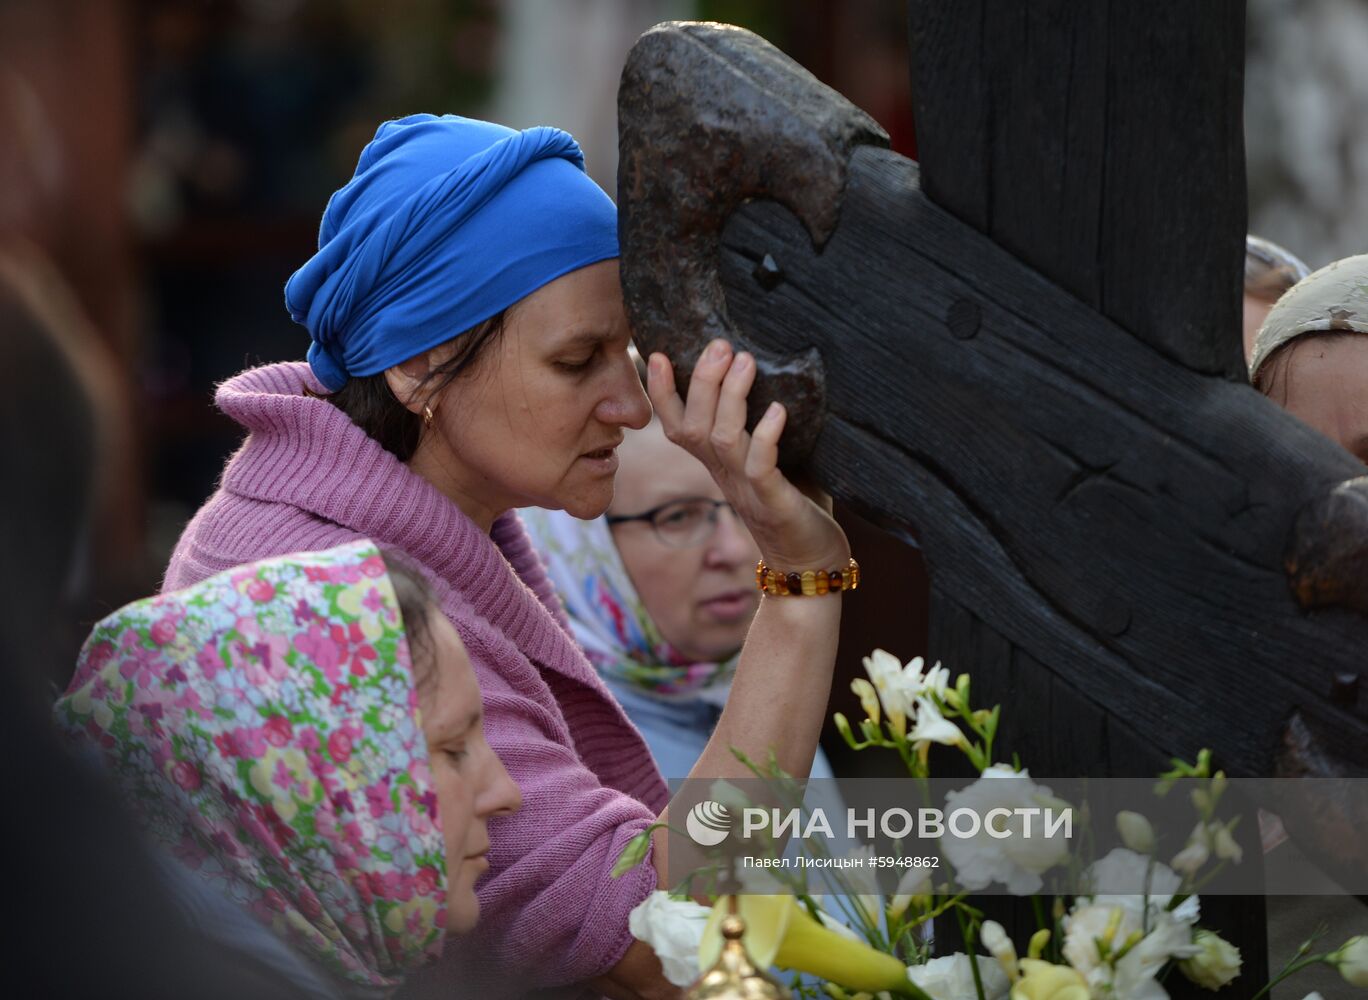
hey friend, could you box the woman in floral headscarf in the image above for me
[54,539,520,997]
[521,416,838,782]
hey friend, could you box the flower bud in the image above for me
[1116,810,1156,855]
[1213,821,1243,864]
[850,678,881,726]
[1179,929,1241,990]
[980,920,1019,982]
[833,712,859,750]
[954,672,972,710]
[1027,929,1052,961]
[1172,822,1211,876]
[1334,935,1368,987]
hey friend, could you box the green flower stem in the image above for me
[904,893,970,932]
[955,903,988,1000]
[1248,954,1335,1000]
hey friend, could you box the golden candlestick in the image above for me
[686,905,791,1000]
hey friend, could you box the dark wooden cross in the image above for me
[616,2,1368,994]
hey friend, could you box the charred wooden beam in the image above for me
[616,18,1368,916]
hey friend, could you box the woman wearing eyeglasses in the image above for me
[521,415,839,781]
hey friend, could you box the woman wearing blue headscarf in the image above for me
[163,114,856,998]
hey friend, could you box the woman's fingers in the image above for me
[645,353,684,430]
[676,339,732,451]
[743,401,788,501]
[710,351,756,465]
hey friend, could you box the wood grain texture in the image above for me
[715,151,1368,776]
[907,0,1247,378]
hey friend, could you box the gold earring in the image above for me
[422,404,435,428]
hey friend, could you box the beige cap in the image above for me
[1249,253,1368,384]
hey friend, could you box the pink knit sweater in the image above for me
[164,363,668,998]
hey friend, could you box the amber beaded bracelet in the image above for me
[755,557,860,596]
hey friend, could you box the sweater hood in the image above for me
[213,362,599,692]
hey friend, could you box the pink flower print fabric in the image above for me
[54,539,448,990]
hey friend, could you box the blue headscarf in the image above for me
[285,114,619,390]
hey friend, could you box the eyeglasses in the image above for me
[606,497,738,548]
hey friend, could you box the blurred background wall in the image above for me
[1,0,1361,766]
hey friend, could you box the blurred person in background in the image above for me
[161,113,853,999]
[1249,252,1368,463]
[521,363,840,782]
[1243,234,1311,362]
[56,541,521,999]
[0,247,305,998]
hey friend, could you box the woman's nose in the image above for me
[595,352,652,429]
[479,753,523,818]
[704,506,759,568]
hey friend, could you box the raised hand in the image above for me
[646,339,850,575]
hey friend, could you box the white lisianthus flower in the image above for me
[906,954,1009,1000]
[1334,935,1368,987]
[627,891,712,988]
[940,765,1071,895]
[1179,929,1241,990]
[1066,850,1202,999]
[1115,810,1157,855]
[1299,992,1325,999]
[1086,848,1185,909]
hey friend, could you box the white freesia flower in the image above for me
[1063,901,1196,1000]
[1212,822,1243,863]
[906,954,1009,1000]
[1179,929,1241,990]
[1335,935,1368,986]
[851,678,881,726]
[940,765,1071,895]
[627,891,712,988]
[1116,810,1157,855]
[979,920,1019,982]
[907,696,966,748]
[860,650,952,738]
[863,649,910,735]
[921,661,953,701]
[1065,850,1202,999]
[1171,821,1212,875]
[887,866,933,920]
[1300,992,1326,999]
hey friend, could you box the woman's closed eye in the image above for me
[555,358,593,377]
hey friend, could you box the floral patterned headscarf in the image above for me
[519,508,736,699]
[54,540,447,991]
